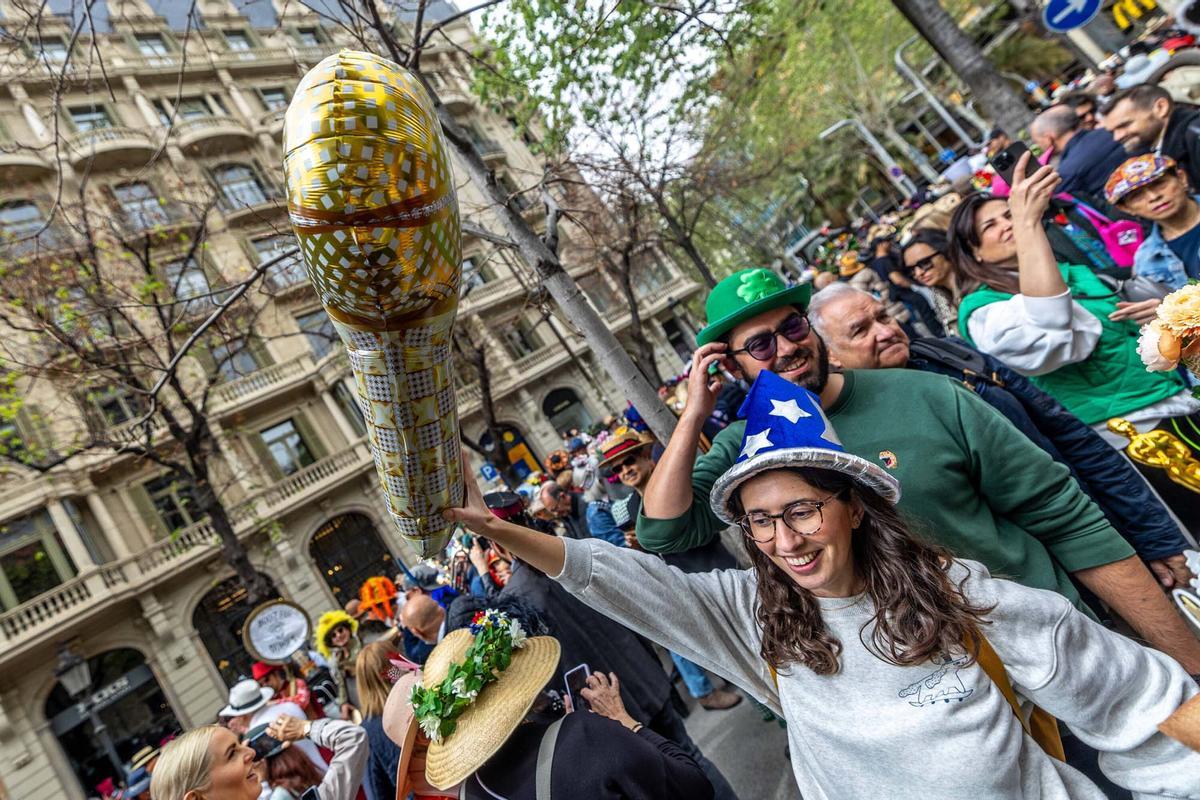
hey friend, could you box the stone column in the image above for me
[8,84,51,143]
[122,75,163,130]
[321,387,361,445]
[85,493,131,560]
[216,68,257,123]
[46,499,97,570]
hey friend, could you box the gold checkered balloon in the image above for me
[284,50,463,557]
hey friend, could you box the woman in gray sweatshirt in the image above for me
[444,370,1200,800]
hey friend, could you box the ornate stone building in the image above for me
[0,0,701,796]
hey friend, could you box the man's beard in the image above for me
[776,335,830,395]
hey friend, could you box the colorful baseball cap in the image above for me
[1105,153,1177,204]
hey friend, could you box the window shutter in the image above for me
[15,403,54,462]
[248,335,274,367]
[246,429,284,483]
[130,482,168,540]
[292,411,327,461]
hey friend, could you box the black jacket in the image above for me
[1056,128,1131,200]
[467,713,714,800]
[500,560,673,724]
[1161,105,1200,190]
[907,338,1188,561]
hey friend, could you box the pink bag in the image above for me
[1072,201,1144,269]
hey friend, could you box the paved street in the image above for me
[683,689,800,799]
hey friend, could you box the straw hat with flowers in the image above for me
[411,610,560,790]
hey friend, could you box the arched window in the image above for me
[45,648,180,797]
[309,513,396,604]
[192,574,281,687]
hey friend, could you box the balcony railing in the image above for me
[0,440,372,650]
[219,46,294,67]
[67,126,158,169]
[174,115,255,155]
[210,354,312,412]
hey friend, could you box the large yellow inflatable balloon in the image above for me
[284,50,463,557]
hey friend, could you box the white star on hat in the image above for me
[768,398,810,425]
[741,428,774,459]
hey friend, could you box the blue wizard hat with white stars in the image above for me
[709,370,900,523]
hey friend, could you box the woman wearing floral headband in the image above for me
[445,370,1200,799]
[384,610,714,799]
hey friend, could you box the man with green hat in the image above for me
[637,267,1200,672]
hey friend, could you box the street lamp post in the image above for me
[818,119,919,198]
[894,36,979,150]
[55,646,126,784]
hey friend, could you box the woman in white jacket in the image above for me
[444,369,1200,800]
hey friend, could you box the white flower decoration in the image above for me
[450,676,478,700]
[508,619,528,649]
[418,714,442,742]
[1138,321,1178,372]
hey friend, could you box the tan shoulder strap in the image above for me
[969,631,1065,762]
[765,633,1065,763]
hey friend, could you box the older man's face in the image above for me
[820,293,910,370]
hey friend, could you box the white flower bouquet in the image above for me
[1138,283,1200,396]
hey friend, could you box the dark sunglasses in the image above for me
[907,253,939,273]
[611,455,639,473]
[729,313,811,362]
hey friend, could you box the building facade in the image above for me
[0,1,701,796]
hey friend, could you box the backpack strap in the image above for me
[535,716,566,800]
[908,338,1004,388]
[764,634,1064,762]
[969,631,1065,762]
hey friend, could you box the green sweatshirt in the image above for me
[636,369,1134,612]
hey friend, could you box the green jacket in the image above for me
[957,263,1185,425]
[636,369,1134,613]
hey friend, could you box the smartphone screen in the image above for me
[989,142,1032,187]
[564,663,591,711]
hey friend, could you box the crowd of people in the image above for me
[132,34,1200,800]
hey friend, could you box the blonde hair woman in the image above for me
[354,641,419,800]
[151,714,367,800]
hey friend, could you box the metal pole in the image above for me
[895,37,979,149]
[882,125,941,182]
[819,119,919,197]
[89,705,126,782]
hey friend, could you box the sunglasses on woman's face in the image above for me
[907,254,938,274]
[729,313,811,362]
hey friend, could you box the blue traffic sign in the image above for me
[479,463,499,482]
[1042,0,1100,32]
[938,148,958,164]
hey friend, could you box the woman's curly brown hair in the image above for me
[735,467,993,675]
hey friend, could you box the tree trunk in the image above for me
[433,105,679,444]
[891,0,1033,135]
[192,468,273,603]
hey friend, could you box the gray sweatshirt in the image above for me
[553,538,1200,799]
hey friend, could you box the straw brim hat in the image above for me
[710,447,901,525]
[383,672,421,799]
[597,434,654,469]
[423,629,561,790]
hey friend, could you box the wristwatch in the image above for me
[302,720,313,739]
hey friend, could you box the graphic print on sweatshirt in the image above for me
[897,655,975,707]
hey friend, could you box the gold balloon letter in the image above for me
[284,50,463,557]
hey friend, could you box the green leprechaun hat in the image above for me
[696,268,812,346]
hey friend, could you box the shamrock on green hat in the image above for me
[696,268,812,346]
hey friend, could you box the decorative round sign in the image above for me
[243,600,312,664]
